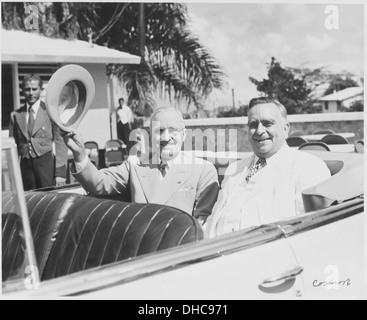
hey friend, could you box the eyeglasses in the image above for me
[153,128,184,138]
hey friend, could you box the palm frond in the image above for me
[2,2,227,115]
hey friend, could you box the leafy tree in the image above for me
[323,76,359,96]
[2,2,227,115]
[250,57,362,114]
[345,100,364,112]
[249,57,311,114]
[289,66,362,97]
[215,105,247,118]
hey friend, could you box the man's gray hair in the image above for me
[150,107,185,128]
[249,97,288,119]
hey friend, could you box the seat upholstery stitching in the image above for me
[98,203,133,265]
[2,194,14,209]
[2,201,16,243]
[43,199,89,279]
[2,216,17,261]
[44,218,75,279]
[136,208,165,255]
[7,227,23,280]
[155,213,180,250]
[115,205,149,261]
[39,194,80,275]
[82,204,118,270]
[2,203,18,261]
[66,201,106,274]
[177,226,193,245]
[27,194,48,233]
[32,194,58,240]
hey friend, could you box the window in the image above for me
[1,64,14,130]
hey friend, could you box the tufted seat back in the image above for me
[2,191,83,281]
[2,191,203,282]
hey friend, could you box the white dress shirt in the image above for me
[117,105,133,125]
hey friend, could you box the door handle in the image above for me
[262,266,304,285]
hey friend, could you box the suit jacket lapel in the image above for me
[32,102,47,136]
[14,106,28,138]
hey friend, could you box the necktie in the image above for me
[245,157,267,183]
[28,106,35,137]
[159,162,168,177]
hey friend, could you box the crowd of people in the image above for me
[10,73,331,238]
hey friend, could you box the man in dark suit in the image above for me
[9,73,68,190]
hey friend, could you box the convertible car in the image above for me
[1,136,365,299]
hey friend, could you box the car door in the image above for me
[71,225,306,299]
[3,224,306,299]
[279,199,364,298]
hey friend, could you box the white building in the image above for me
[318,87,364,113]
[1,29,141,148]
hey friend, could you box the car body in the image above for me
[1,137,365,299]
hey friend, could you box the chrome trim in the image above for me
[277,198,364,238]
[2,138,40,286]
[262,266,304,285]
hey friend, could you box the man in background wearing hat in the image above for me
[9,73,68,190]
[63,107,219,224]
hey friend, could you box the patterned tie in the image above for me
[159,162,168,177]
[245,157,267,183]
[28,106,35,137]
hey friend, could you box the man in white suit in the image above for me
[205,97,331,237]
[63,108,219,224]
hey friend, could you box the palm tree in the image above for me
[2,2,227,116]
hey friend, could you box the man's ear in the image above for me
[182,128,188,141]
[284,121,290,138]
[148,127,154,147]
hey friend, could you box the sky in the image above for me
[185,3,364,108]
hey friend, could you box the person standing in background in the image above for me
[9,73,68,190]
[116,98,133,150]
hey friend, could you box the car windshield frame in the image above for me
[2,137,40,290]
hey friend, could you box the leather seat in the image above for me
[2,211,24,281]
[2,191,203,282]
[302,155,363,212]
[286,136,308,147]
[2,191,83,281]
[42,198,203,280]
